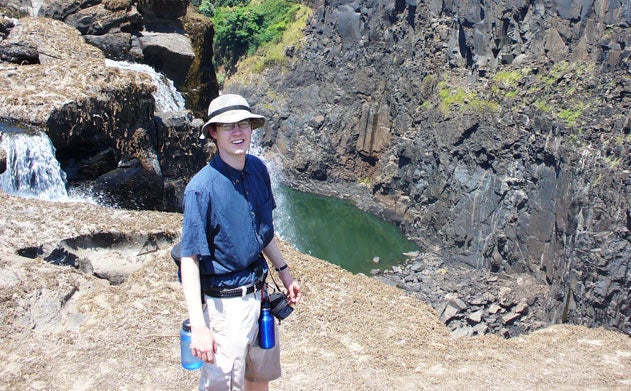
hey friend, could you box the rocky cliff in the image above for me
[226,0,631,335]
[0,0,217,210]
[1,0,217,115]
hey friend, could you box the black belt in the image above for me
[204,282,263,298]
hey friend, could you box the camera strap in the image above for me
[269,270,284,292]
[259,253,284,293]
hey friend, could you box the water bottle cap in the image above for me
[182,318,192,332]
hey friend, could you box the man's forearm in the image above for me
[262,239,287,270]
[180,255,205,328]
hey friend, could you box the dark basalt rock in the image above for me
[0,146,6,174]
[230,0,631,335]
[0,41,39,64]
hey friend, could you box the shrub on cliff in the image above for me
[196,0,303,71]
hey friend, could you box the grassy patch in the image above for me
[228,4,310,86]
[493,70,523,87]
[358,177,372,188]
[559,103,587,127]
[527,61,598,127]
[250,4,311,72]
[438,81,499,115]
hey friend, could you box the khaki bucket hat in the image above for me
[201,94,265,134]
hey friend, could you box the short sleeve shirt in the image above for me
[180,154,276,288]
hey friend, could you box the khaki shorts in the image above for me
[199,290,281,391]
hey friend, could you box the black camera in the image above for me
[269,292,293,320]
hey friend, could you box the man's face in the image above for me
[210,120,253,158]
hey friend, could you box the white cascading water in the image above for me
[250,133,296,244]
[105,59,186,113]
[0,129,69,201]
[30,0,44,17]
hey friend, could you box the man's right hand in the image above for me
[191,324,217,363]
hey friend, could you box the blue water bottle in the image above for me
[180,319,203,370]
[258,304,275,349]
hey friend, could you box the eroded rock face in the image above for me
[0,0,217,114]
[0,18,210,211]
[233,0,631,334]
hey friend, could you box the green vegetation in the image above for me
[427,61,602,132]
[535,97,586,127]
[493,70,523,87]
[616,133,631,146]
[197,0,307,72]
[240,4,311,74]
[505,90,518,98]
[559,103,587,127]
[534,98,551,113]
[437,81,499,114]
[492,70,524,98]
[427,62,600,133]
[531,61,597,127]
[358,177,372,188]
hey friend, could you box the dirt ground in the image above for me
[1,192,630,390]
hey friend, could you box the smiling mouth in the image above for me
[232,139,245,144]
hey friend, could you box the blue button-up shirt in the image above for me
[180,154,276,288]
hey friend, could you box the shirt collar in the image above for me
[211,154,250,182]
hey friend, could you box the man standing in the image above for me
[179,94,302,390]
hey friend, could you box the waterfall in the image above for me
[105,59,186,113]
[30,0,44,17]
[250,134,297,244]
[0,127,69,201]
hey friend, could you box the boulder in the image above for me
[136,0,188,22]
[181,8,218,118]
[83,32,133,61]
[137,31,195,88]
[0,16,15,37]
[63,3,141,35]
[92,158,165,210]
[0,41,39,64]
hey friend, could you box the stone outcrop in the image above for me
[375,253,551,337]
[229,0,631,334]
[181,9,219,119]
[0,0,218,210]
[0,18,210,210]
[0,0,217,115]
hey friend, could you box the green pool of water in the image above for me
[273,185,419,274]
